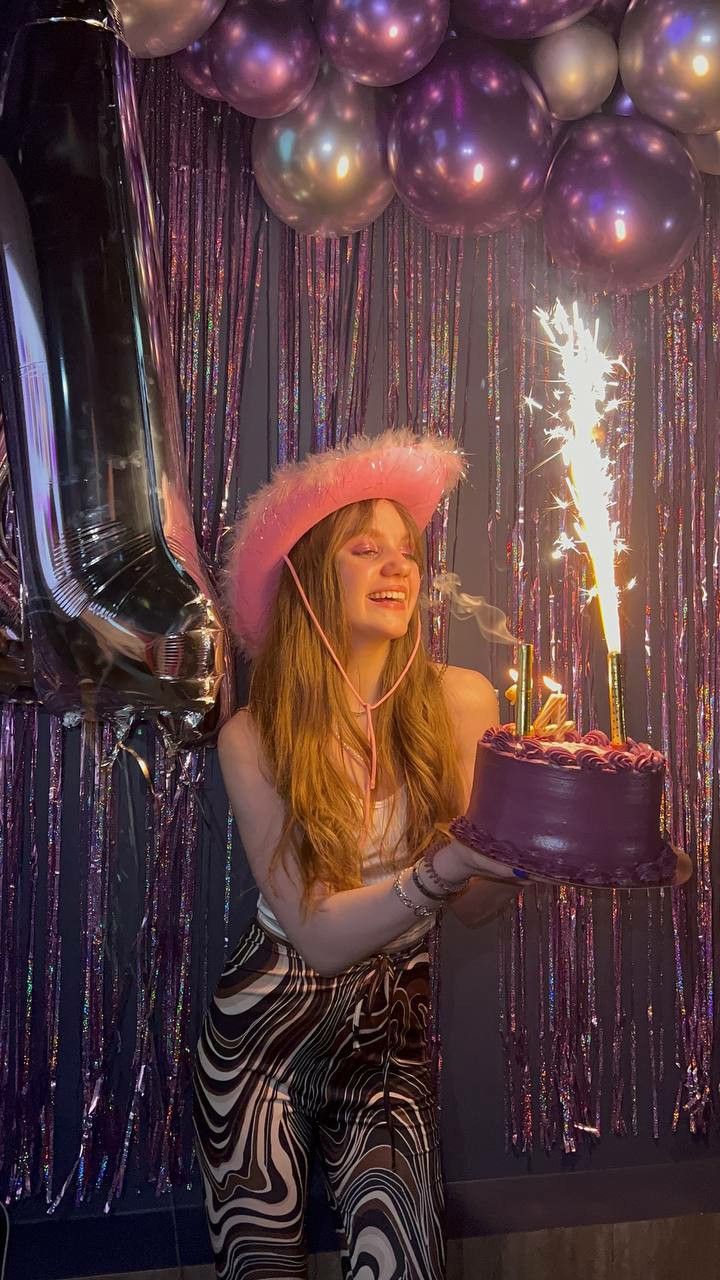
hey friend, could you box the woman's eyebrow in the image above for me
[355,528,411,541]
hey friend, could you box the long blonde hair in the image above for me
[248,499,464,908]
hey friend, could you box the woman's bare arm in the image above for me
[439,665,522,928]
[218,707,506,974]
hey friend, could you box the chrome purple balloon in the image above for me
[315,0,449,87]
[173,32,223,101]
[252,64,393,235]
[619,0,720,135]
[208,0,320,119]
[543,116,704,293]
[388,38,553,236]
[451,0,595,39]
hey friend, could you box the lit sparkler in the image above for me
[535,300,628,743]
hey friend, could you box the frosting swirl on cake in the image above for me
[482,724,665,774]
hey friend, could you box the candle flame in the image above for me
[535,300,624,655]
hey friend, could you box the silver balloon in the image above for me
[112,0,224,58]
[682,128,720,174]
[252,65,394,236]
[619,0,720,135]
[0,421,30,695]
[0,18,231,737]
[531,17,618,120]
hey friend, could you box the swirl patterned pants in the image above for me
[193,918,445,1280]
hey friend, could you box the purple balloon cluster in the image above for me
[160,0,717,292]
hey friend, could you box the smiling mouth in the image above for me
[367,592,407,608]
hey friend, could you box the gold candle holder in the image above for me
[514,642,534,738]
[608,650,627,745]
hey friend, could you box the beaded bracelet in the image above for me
[392,870,438,920]
[421,843,471,895]
[411,861,453,902]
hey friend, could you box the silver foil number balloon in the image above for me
[252,64,394,236]
[0,420,30,695]
[0,14,231,735]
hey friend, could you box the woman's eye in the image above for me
[351,544,417,560]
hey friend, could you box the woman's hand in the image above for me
[433,838,529,886]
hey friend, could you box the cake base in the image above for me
[450,815,678,889]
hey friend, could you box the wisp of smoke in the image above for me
[430,573,516,645]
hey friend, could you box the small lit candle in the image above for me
[532,676,567,737]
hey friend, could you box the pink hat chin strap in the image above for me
[282,554,421,826]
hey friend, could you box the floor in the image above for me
[69,1210,720,1280]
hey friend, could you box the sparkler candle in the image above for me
[514,642,534,737]
[536,301,628,745]
[451,303,681,892]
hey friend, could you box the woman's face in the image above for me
[334,500,421,645]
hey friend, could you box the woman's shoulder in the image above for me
[217,707,279,797]
[218,705,254,749]
[432,661,496,701]
[218,707,267,775]
[432,663,499,733]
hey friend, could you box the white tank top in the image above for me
[255,783,433,954]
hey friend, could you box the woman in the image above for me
[192,430,688,1280]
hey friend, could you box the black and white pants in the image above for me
[193,917,445,1280]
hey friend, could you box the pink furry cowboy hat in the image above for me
[224,429,466,657]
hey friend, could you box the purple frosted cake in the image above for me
[450,725,677,888]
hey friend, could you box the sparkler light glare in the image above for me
[535,300,624,655]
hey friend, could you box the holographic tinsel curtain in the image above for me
[0,59,717,1208]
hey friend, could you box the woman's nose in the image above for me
[382,552,411,576]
